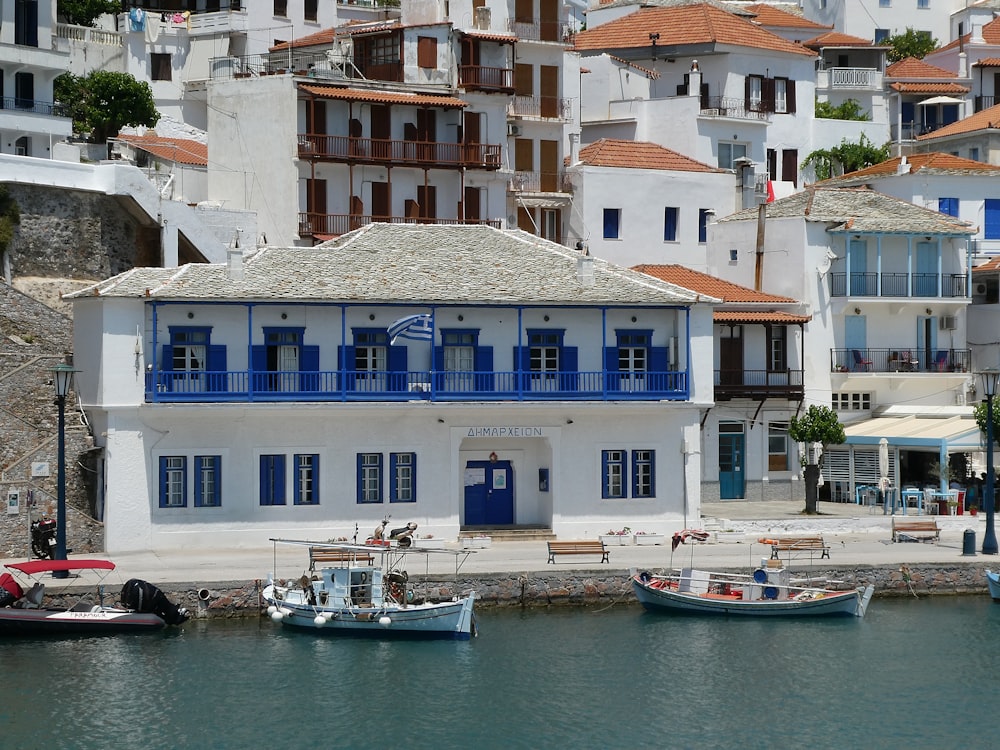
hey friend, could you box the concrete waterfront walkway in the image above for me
[40,499,992,587]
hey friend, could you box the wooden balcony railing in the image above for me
[713,370,804,400]
[830,272,967,298]
[507,95,573,120]
[297,134,502,170]
[459,65,514,92]
[507,17,571,43]
[831,348,971,374]
[509,170,571,193]
[298,213,501,236]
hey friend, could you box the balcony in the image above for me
[714,370,804,401]
[145,368,690,403]
[298,213,501,236]
[975,96,996,113]
[459,65,515,93]
[830,348,971,374]
[509,170,571,193]
[297,134,502,170]
[816,68,882,90]
[0,98,69,117]
[698,96,770,121]
[508,95,573,120]
[507,17,571,44]
[829,272,967,298]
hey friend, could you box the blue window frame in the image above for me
[632,449,655,498]
[664,207,678,241]
[436,329,494,392]
[602,450,626,499]
[260,454,286,505]
[159,456,187,508]
[986,199,1000,239]
[698,209,711,243]
[390,452,416,502]
[294,454,319,505]
[874,28,889,43]
[357,453,383,503]
[194,455,221,507]
[938,197,958,217]
[603,208,621,239]
[601,449,656,498]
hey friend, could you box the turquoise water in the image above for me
[0,598,997,749]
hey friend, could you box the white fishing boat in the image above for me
[0,559,189,636]
[263,539,478,640]
[986,569,1000,601]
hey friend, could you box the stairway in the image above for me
[459,525,555,542]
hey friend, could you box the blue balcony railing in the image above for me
[145,368,689,402]
[830,272,967,298]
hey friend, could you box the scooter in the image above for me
[30,516,57,560]
[370,516,419,548]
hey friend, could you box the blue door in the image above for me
[463,460,514,525]
[915,242,937,297]
[845,315,867,370]
[718,430,745,500]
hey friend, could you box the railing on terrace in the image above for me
[976,96,996,113]
[509,170,571,193]
[714,370,804,400]
[459,65,514,92]
[698,96,770,121]
[298,213,501,236]
[830,348,971,374]
[507,95,573,120]
[0,98,69,117]
[145,369,689,402]
[297,134,502,169]
[507,18,571,43]
[826,68,880,89]
[829,272,967,298]
[56,23,123,46]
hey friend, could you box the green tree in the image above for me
[789,405,846,514]
[886,28,938,62]
[55,71,159,143]
[0,185,20,257]
[974,396,1000,441]
[814,99,870,121]
[58,0,122,27]
[801,134,891,181]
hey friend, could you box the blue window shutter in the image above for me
[251,345,266,391]
[604,346,618,390]
[356,454,363,504]
[159,456,168,507]
[650,346,668,392]
[275,456,286,505]
[938,197,958,217]
[986,200,1000,239]
[389,452,397,499]
[631,453,638,498]
[259,455,267,503]
[476,345,494,390]
[301,345,320,391]
[338,345,355,391]
[562,346,578,390]
[601,451,611,499]
[194,457,203,506]
[388,346,407,391]
[433,345,444,388]
[206,345,226,391]
[649,450,656,497]
[411,455,417,502]
[313,454,320,503]
[160,345,173,392]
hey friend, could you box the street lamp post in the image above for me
[981,369,999,556]
[50,363,76,579]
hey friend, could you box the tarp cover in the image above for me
[6,559,116,575]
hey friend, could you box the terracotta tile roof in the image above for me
[298,84,467,108]
[713,310,811,323]
[575,139,726,172]
[917,103,1000,140]
[973,255,1000,273]
[744,3,831,30]
[573,4,815,57]
[115,132,207,167]
[458,30,516,44]
[886,56,956,79]
[889,82,970,95]
[802,31,877,49]
[632,264,798,303]
[608,55,660,79]
[935,16,1000,54]
[974,58,1000,67]
[816,152,1000,186]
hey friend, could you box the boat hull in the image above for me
[0,607,166,636]
[987,570,1000,602]
[632,576,869,618]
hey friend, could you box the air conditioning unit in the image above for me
[940,315,958,330]
[507,124,522,137]
[974,282,988,296]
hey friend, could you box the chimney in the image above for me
[959,51,967,78]
[569,132,580,165]
[972,22,985,44]
[896,154,910,175]
[688,59,702,98]
[227,233,244,281]
[576,242,594,287]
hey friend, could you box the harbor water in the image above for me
[1,597,997,749]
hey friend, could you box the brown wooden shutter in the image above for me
[417,36,437,69]
[786,79,796,113]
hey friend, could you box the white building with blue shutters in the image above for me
[67,224,715,553]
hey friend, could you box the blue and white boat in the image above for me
[986,570,1000,601]
[263,539,477,639]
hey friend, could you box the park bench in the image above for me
[764,536,831,560]
[309,547,376,570]
[891,519,941,543]
[546,540,610,564]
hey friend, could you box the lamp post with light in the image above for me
[981,369,999,556]
[50,363,77,578]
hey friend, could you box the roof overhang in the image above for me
[843,415,982,452]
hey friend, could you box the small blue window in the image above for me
[603,208,621,239]
[664,207,678,241]
[159,456,187,508]
[357,453,383,503]
[294,454,319,505]
[699,209,711,243]
[260,454,286,505]
[194,455,221,507]
[938,198,958,217]
[986,199,1000,239]
[390,452,416,502]
[602,450,626,499]
[632,449,655,498]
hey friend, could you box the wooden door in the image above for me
[540,65,558,118]
[540,139,558,192]
[719,329,743,385]
[370,104,390,160]
[464,186,481,222]
[540,0,559,41]
[417,185,437,221]
[781,149,798,187]
[463,111,482,164]
[515,63,533,97]
[371,182,389,220]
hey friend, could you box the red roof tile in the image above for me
[889,82,970,94]
[298,84,467,108]
[973,58,1000,68]
[575,139,726,172]
[115,132,207,167]
[935,16,1000,54]
[820,152,1000,183]
[713,310,811,323]
[632,264,800,303]
[802,31,877,49]
[573,4,814,57]
[886,56,956,79]
[973,256,1000,273]
[744,3,831,30]
[608,55,660,80]
[917,102,1000,140]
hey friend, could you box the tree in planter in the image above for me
[55,71,159,144]
[789,405,846,514]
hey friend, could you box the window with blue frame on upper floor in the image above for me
[603,208,621,239]
[260,454,286,505]
[169,327,209,373]
[439,329,488,392]
[194,456,221,507]
[632,450,655,498]
[255,328,309,393]
[986,199,1000,239]
[664,207,678,242]
[938,198,958,217]
[874,28,890,43]
[358,452,383,503]
[159,456,187,508]
[390,453,416,502]
[602,450,626,499]
[617,331,650,373]
[161,327,226,393]
[699,209,711,243]
[969,147,980,162]
[294,454,319,505]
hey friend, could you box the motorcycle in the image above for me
[30,516,57,560]
[370,516,419,548]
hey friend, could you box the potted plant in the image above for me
[633,531,665,545]
[599,527,633,545]
[968,504,979,517]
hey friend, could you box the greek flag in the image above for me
[387,313,433,344]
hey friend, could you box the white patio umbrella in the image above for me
[879,437,890,510]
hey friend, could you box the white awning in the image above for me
[843,415,982,452]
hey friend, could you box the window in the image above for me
[699,208,711,243]
[151,53,172,81]
[294,454,319,505]
[541,208,560,243]
[663,207,678,242]
[602,450,626,499]
[879,0,890,6]
[768,325,787,372]
[171,328,208,373]
[355,331,387,373]
[14,0,39,47]
[529,330,561,374]
[260,454,286,505]
[358,453,383,503]
[632,450,655,498]
[832,392,872,411]
[159,457,186,508]
[874,29,890,44]
[603,208,621,239]
[970,147,980,162]
[768,424,789,471]
[195,456,221,507]
[304,0,317,21]
[390,452,416,502]
[274,0,287,16]
[774,78,788,113]
[917,0,929,8]
[442,330,475,391]
[617,331,649,374]
[718,141,747,170]
[747,74,763,111]
[938,198,958,217]
[417,36,437,69]
[14,72,33,109]
[986,199,1000,240]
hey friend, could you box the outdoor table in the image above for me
[900,489,923,515]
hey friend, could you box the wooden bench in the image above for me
[309,547,376,570]
[892,519,941,543]
[766,536,831,560]
[546,540,609,564]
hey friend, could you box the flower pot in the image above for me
[633,534,664,546]
[599,534,632,546]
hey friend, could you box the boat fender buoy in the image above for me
[378,615,392,627]
[270,610,284,622]
[313,615,327,627]
[763,586,779,600]
[752,569,768,584]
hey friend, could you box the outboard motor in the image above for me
[30,517,57,559]
[121,579,190,625]
[389,522,418,547]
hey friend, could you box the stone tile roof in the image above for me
[886,56,957,79]
[573,3,815,57]
[716,186,976,235]
[574,139,726,172]
[65,224,709,305]
[633,264,798,302]
[115,132,207,167]
[917,103,1000,140]
[816,152,1000,186]
[298,84,467,108]
[803,31,878,49]
[743,3,831,30]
